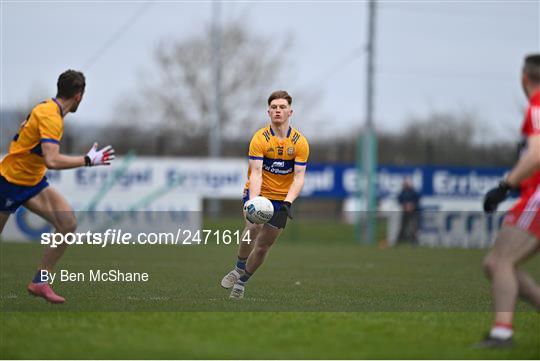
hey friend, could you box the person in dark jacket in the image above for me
[397,178,421,245]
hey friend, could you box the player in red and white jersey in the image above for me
[481,54,540,348]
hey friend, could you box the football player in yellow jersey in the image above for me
[0,70,115,303]
[221,90,309,299]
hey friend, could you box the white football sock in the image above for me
[489,326,513,340]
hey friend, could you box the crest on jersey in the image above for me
[277,146,284,156]
[287,147,294,156]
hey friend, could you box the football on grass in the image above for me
[243,196,274,224]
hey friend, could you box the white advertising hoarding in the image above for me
[3,157,252,241]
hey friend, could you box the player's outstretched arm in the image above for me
[42,142,85,169]
[42,142,115,170]
[284,165,306,204]
[483,134,540,213]
[506,134,540,187]
[248,158,263,199]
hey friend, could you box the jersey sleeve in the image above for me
[295,137,309,166]
[524,95,540,136]
[38,112,63,144]
[248,134,264,160]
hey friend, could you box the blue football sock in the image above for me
[32,270,47,284]
[235,256,247,272]
[239,270,252,283]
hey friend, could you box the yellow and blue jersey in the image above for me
[0,99,64,186]
[245,125,309,200]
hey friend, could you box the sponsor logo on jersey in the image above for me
[263,158,294,175]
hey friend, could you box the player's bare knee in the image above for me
[254,243,272,257]
[483,255,497,278]
[483,253,513,278]
[256,244,269,254]
[246,222,262,232]
[55,213,77,234]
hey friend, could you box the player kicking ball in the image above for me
[480,54,540,347]
[221,90,309,299]
[0,70,115,303]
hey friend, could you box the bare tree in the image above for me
[114,22,292,153]
[377,111,516,166]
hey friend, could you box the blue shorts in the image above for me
[243,189,288,229]
[0,176,49,213]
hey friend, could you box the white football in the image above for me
[243,196,274,224]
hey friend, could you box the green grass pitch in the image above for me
[1,219,539,359]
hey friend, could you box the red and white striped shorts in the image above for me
[504,189,540,239]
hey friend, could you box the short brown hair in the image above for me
[268,90,292,105]
[56,70,86,99]
[524,54,540,83]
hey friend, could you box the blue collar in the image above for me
[269,126,291,138]
[52,98,64,117]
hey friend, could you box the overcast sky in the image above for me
[1,1,539,141]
